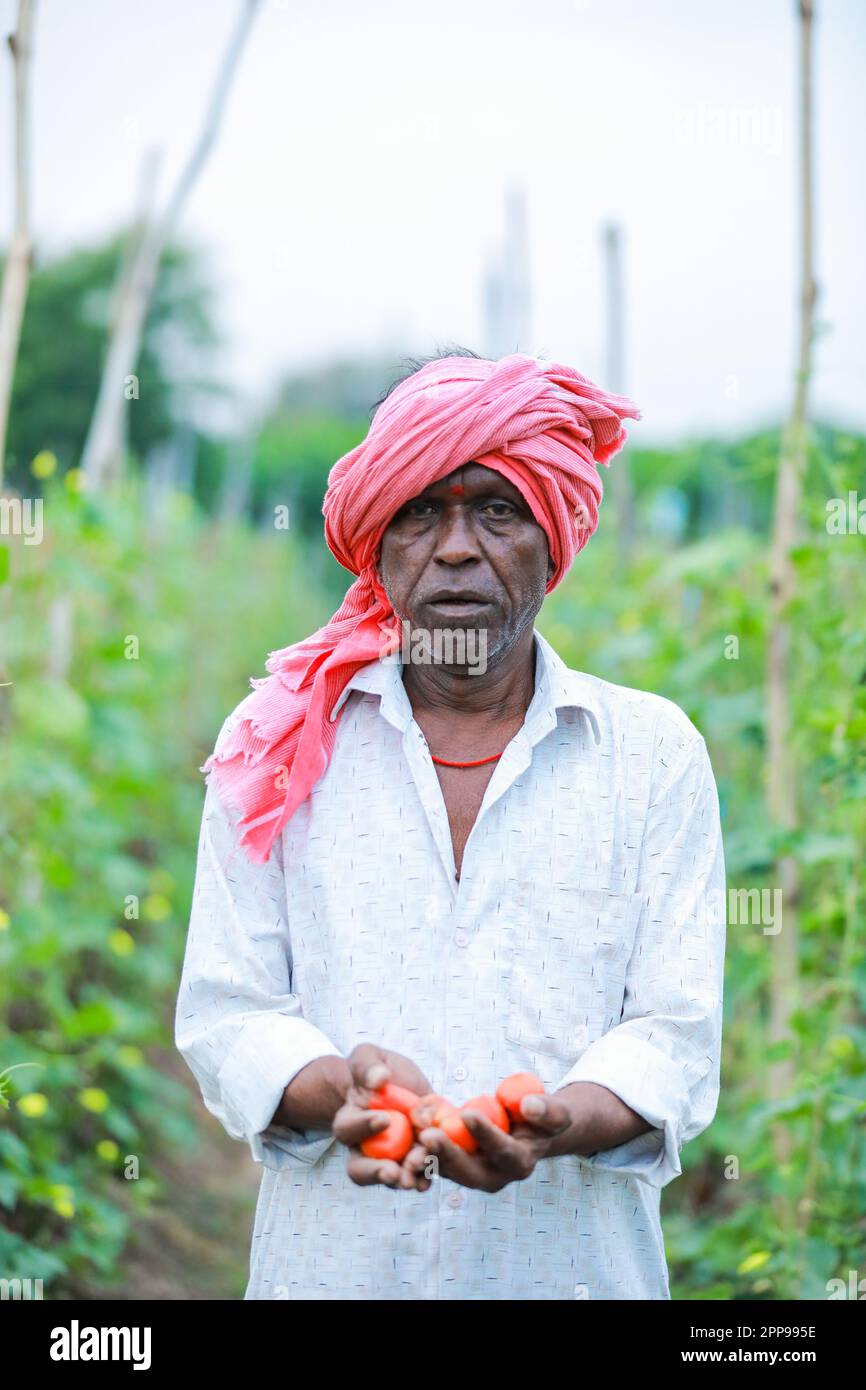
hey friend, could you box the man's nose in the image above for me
[432,505,481,564]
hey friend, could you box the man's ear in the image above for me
[547,554,555,581]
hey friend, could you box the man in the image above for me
[175,349,726,1300]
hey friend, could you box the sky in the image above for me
[1,0,864,443]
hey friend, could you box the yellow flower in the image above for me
[0,907,10,930]
[53,1196,75,1218]
[17,1092,48,1117]
[79,1087,109,1113]
[64,467,85,493]
[108,929,135,957]
[738,1251,771,1275]
[827,1034,855,1061]
[117,1045,143,1068]
[142,893,171,922]
[96,1139,120,1161]
[148,868,175,895]
[31,450,58,478]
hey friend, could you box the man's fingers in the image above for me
[345,1151,403,1187]
[336,1105,432,1192]
[332,1102,391,1147]
[346,1043,391,1092]
[380,1049,432,1098]
[344,1141,432,1192]
[399,1142,433,1191]
[419,1126,489,1185]
[345,1043,433,1099]
[460,1110,534,1169]
[516,1094,573,1134]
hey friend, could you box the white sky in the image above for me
[1,0,864,442]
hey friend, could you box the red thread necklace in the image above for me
[430,750,505,769]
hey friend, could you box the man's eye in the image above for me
[405,501,438,518]
[482,501,515,518]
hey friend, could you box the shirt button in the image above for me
[454,931,469,948]
[447,1191,463,1209]
[453,1065,467,1082]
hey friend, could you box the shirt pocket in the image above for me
[503,887,647,1065]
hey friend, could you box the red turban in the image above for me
[202,352,639,862]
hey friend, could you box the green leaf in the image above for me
[11,678,90,743]
[60,1000,116,1041]
[0,1170,21,1208]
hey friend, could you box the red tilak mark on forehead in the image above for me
[448,484,465,496]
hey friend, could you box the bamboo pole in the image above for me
[602,222,635,557]
[765,0,817,1185]
[0,0,36,489]
[81,0,261,490]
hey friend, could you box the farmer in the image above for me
[175,348,726,1300]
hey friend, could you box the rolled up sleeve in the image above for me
[555,728,727,1188]
[174,767,344,1172]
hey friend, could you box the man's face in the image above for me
[377,462,554,666]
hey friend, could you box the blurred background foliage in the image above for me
[0,229,864,1300]
[1,238,221,484]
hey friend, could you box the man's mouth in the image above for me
[424,594,494,614]
[425,591,493,606]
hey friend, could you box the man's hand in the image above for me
[332,1044,434,1193]
[419,1091,572,1193]
[271,1053,352,1131]
[420,1082,656,1192]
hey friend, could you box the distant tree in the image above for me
[251,412,365,535]
[272,354,413,423]
[249,354,409,536]
[3,236,220,488]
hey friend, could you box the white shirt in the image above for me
[175,629,726,1300]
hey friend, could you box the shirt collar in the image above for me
[329,627,602,746]
[530,629,603,745]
